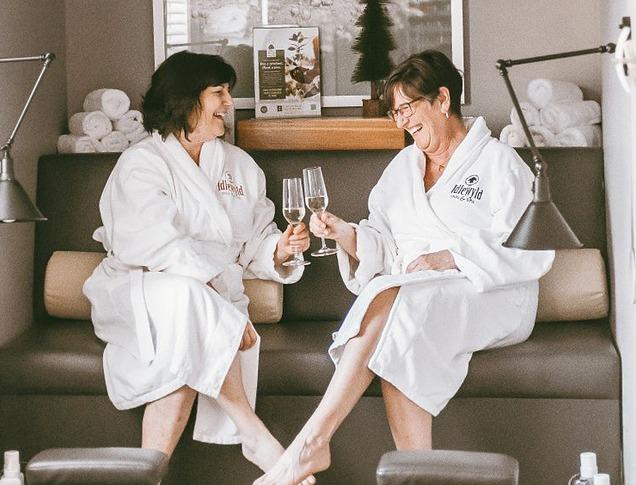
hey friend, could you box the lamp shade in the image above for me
[0,148,46,223]
[503,200,582,249]
[0,179,46,223]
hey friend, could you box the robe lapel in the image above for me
[438,116,492,182]
[409,146,455,237]
[152,132,233,246]
[410,117,493,239]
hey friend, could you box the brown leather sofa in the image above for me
[0,147,620,485]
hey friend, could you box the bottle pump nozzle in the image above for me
[580,452,598,479]
[2,451,20,478]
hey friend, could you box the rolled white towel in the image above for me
[92,130,130,152]
[510,102,540,128]
[57,135,96,154]
[527,79,583,109]
[499,124,527,147]
[113,110,143,133]
[83,89,131,120]
[540,100,601,134]
[126,125,149,145]
[555,125,602,147]
[68,111,112,139]
[529,125,557,147]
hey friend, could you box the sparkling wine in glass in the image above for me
[302,166,338,257]
[282,178,310,267]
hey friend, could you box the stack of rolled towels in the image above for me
[500,79,602,147]
[57,89,148,154]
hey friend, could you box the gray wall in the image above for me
[65,0,155,114]
[0,0,67,345]
[603,2,636,484]
[62,0,601,135]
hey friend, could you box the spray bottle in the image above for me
[0,451,24,485]
[568,452,598,485]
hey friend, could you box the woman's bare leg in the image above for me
[381,379,432,450]
[142,385,197,457]
[216,352,285,472]
[254,287,400,485]
[216,351,316,484]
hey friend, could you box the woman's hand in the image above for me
[274,222,310,266]
[239,321,258,351]
[406,250,458,273]
[310,211,357,259]
[309,211,351,241]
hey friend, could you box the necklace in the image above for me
[429,161,446,172]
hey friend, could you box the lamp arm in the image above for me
[0,52,55,151]
[497,43,615,68]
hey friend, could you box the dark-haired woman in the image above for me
[83,51,312,478]
[255,50,554,485]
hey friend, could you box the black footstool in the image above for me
[25,447,168,485]
[377,450,519,485]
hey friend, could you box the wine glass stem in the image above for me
[320,237,329,249]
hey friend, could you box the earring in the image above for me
[442,110,449,119]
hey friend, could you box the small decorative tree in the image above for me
[351,0,396,117]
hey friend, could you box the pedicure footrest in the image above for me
[25,447,169,485]
[376,450,519,485]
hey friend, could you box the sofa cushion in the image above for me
[44,251,283,324]
[257,319,619,399]
[0,319,618,399]
[44,252,105,320]
[537,248,608,322]
[45,248,607,326]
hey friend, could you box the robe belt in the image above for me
[129,268,155,364]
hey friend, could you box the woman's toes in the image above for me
[300,475,316,485]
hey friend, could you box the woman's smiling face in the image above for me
[186,83,233,143]
[391,85,446,152]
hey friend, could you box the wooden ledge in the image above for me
[236,117,406,151]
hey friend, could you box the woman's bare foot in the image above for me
[241,427,316,485]
[253,431,330,485]
[241,428,286,472]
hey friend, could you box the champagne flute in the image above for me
[302,166,338,257]
[282,178,311,267]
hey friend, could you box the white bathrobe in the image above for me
[84,132,302,444]
[332,117,554,416]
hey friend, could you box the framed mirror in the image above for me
[153,0,464,108]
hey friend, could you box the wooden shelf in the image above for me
[236,117,406,151]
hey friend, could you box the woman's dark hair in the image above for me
[142,51,237,139]
[384,50,463,117]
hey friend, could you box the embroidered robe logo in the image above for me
[450,174,483,204]
[217,172,245,198]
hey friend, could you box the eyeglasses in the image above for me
[386,97,426,121]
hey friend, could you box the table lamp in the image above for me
[496,44,615,249]
[0,52,55,223]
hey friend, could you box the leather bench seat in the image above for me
[0,318,619,400]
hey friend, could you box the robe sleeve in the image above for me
[448,165,555,292]
[239,168,304,284]
[336,185,398,295]
[108,162,229,283]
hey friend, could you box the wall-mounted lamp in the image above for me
[496,44,615,249]
[0,52,55,223]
